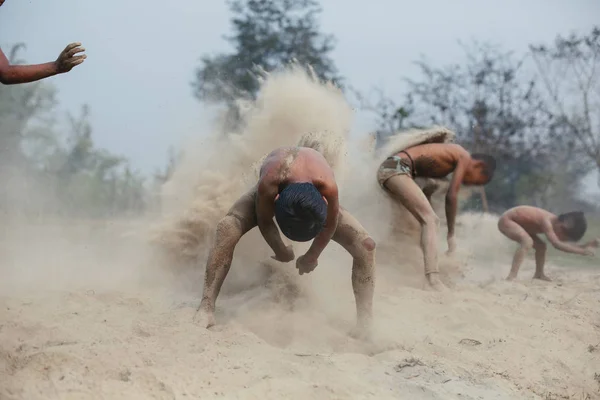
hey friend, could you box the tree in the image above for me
[405,42,552,157]
[153,146,181,186]
[47,105,147,217]
[530,26,600,186]
[192,0,340,109]
[351,87,414,146]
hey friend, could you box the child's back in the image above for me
[500,206,556,236]
[498,205,597,281]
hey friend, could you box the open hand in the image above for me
[296,254,318,275]
[583,248,595,257]
[55,42,86,73]
[271,245,295,263]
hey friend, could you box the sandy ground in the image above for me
[1,213,599,400]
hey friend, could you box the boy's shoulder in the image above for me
[510,205,548,213]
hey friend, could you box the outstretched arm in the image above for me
[256,180,292,260]
[304,182,339,261]
[542,219,590,255]
[0,48,57,84]
[0,43,85,85]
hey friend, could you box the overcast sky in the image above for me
[1,0,599,190]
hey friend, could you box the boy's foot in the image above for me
[533,274,552,282]
[194,309,216,329]
[426,272,448,291]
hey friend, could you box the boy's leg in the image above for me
[332,208,376,338]
[196,186,258,327]
[383,174,445,291]
[531,235,550,281]
[497,217,533,281]
[418,178,441,203]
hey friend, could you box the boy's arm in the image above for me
[256,180,291,259]
[0,48,57,84]
[303,182,339,262]
[0,43,85,85]
[445,158,468,239]
[542,219,590,255]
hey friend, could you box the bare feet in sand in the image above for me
[533,274,552,282]
[349,322,372,341]
[426,272,448,291]
[194,309,216,329]
[506,273,552,282]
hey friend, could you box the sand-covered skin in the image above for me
[1,214,599,400]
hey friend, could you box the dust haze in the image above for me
[1,64,599,399]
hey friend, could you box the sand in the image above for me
[2,65,599,400]
[1,214,599,400]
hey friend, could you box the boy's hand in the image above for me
[55,42,86,73]
[585,238,600,249]
[271,245,295,263]
[296,254,318,275]
[583,248,595,256]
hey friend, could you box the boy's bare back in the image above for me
[259,147,335,190]
[501,206,557,236]
[399,143,470,178]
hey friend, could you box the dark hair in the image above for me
[471,153,497,180]
[274,182,327,242]
[558,211,587,242]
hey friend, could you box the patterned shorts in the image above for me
[377,156,413,188]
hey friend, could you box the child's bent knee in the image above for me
[349,235,376,260]
[422,213,439,227]
[521,238,534,250]
[361,237,376,252]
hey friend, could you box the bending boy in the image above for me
[498,206,598,281]
[378,142,495,290]
[196,146,376,336]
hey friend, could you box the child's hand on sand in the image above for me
[296,254,318,275]
[585,238,599,249]
[583,248,595,256]
[271,245,295,263]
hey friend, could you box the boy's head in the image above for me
[274,182,327,242]
[557,211,587,242]
[464,153,496,185]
